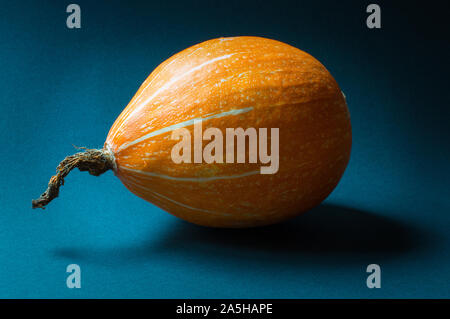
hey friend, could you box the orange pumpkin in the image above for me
[33,36,351,228]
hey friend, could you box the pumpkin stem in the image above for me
[32,147,115,209]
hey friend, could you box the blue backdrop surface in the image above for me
[0,0,449,298]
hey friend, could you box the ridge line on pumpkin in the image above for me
[116,106,254,152]
[120,174,233,216]
[115,52,241,136]
[143,188,231,216]
[119,166,260,182]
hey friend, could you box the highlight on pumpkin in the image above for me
[32,36,351,228]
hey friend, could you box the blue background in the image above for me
[0,0,449,298]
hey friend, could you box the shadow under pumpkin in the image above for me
[53,204,435,270]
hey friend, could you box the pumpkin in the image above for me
[33,36,351,228]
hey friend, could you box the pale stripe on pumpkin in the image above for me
[120,166,260,182]
[149,190,230,216]
[108,46,211,142]
[113,53,239,140]
[117,106,253,152]
[122,175,230,216]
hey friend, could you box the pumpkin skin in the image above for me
[105,36,351,228]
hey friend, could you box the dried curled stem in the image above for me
[32,147,115,209]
